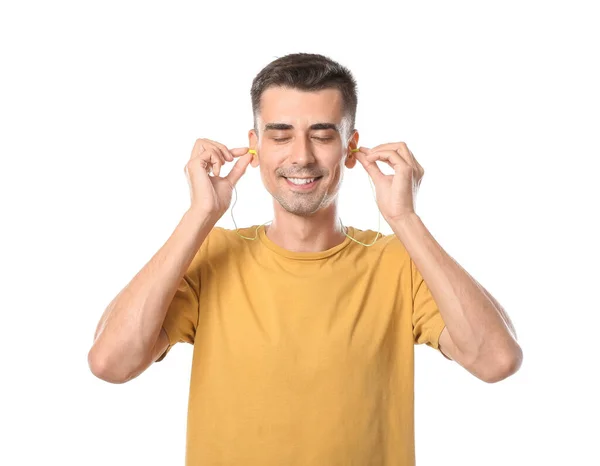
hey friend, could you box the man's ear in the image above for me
[345,154,358,169]
[344,129,360,169]
[248,129,259,168]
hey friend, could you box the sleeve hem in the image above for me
[155,326,175,363]
[428,317,452,360]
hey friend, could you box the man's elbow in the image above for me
[87,347,145,384]
[481,345,523,383]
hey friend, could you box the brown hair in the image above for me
[250,53,358,138]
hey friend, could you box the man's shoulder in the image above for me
[349,227,401,250]
[208,224,261,241]
[350,228,411,267]
[203,224,260,254]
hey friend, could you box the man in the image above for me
[88,53,522,465]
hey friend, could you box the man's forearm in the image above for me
[390,213,521,371]
[88,208,216,382]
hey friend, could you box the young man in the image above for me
[88,53,522,465]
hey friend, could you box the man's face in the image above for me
[248,86,359,217]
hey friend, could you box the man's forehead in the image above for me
[261,85,343,102]
[260,87,343,116]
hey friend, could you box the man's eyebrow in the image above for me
[264,123,340,132]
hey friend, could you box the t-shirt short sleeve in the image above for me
[155,272,200,362]
[411,257,448,357]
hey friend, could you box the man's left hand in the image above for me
[353,142,425,222]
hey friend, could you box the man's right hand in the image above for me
[185,138,254,220]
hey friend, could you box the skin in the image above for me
[247,86,360,253]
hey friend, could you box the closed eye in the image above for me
[272,137,333,142]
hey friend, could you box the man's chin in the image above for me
[276,200,323,217]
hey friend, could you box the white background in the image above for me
[1,0,598,464]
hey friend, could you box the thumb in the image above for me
[226,152,253,186]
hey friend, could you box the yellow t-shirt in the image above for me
[157,224,447,466]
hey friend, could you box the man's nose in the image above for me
[288,136,315,165]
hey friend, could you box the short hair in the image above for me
[250,53,358,138]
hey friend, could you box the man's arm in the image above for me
[393,213,523,383]
[87,209,216,384]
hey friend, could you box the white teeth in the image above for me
[288,177,316,185]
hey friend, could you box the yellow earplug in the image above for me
[248,149,257,155]
[350,148,360,153]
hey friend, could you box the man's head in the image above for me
[248,53,360,217]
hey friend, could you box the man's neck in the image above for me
[265,206,347,253]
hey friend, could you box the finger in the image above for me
[209,149,224,177]
[206,139,234,162]
[199,147,223,176]
[226,152,253,186]
[191,140,208,161]
[365,149,409,171]
[353,150,385,182]
[193,142,224,165]
[393,143,416,168]
[368,142,405,153]
[230,147,250,157]
[372,142,418,171]
[407,147,424,174]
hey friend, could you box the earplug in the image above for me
[350,148,360,153]
[248,149,257,155]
